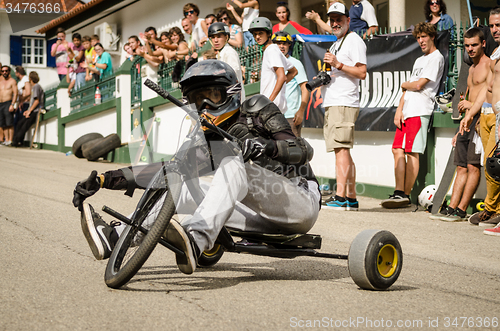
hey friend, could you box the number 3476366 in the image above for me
[5,2,61,14]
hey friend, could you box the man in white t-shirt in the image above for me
[209,22,246,101]
[381,22,444,209]
[273,31,309,137]
[183,3,208,50]
[14,66,30,128]
[321,3,367,211]
[248,17,297,114]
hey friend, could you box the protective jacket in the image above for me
[99,95,318,196]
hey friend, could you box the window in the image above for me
[22,37,45,66]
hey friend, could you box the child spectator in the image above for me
[82,36,97,82]
[249,17,297,114]
[228,0,259,48]
[91,35,100,47]
[183,3,208,49]
[67,33,85,95]
[217,9,243,48]
[12,71,44,147]
[50,27,74,81]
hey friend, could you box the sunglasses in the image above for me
[430,1,439,5]
[1,70,8,73]
[221,17,229,21]
[184,10,195,16]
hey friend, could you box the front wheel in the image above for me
[348,229,403,290]
[104,172,181,289]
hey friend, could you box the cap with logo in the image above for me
[327,2,349,17]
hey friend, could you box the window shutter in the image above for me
[9,35,22,66]
[46,38,56,67]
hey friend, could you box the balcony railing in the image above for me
[70,73,116,114]
[44,86,58,112]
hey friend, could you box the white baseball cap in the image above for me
[327,2,349,17]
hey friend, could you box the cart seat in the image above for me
[228,230,322,249]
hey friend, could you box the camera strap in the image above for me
[331,31,351,56]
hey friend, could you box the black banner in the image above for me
[300,31,450,131]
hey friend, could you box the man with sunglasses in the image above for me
[72,60,320,275]
[0,66,18,146]
[183,3,208,50]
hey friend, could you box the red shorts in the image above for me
[392,116,430,154]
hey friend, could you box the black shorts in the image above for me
[454,113,481,167]
[0,101,13,128]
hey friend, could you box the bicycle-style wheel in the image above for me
[104,171,181,288]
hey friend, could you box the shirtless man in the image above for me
[465,6,500,228]
[437,28,489,221]
[0,66,18,146]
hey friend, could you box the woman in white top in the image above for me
[227,0,259,48]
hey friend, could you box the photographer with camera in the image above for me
[321,3,367,210]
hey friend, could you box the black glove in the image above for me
[72,170,100,211]
[241,138,274,162]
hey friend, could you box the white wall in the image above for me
[64,109,117,147]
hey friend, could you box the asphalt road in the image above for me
[1,147,499,331]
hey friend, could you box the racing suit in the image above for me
[99,95,321,253]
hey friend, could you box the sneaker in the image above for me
[81,203,119,260]
[440,208,467,222]
[483,223,500,236]
[429,206,454,220]
[346,200,359,211]
[324,196,347,210]
[479,213,500,227]
[381,193,410,209]
[164,220,199,274]
[468,209,496,226]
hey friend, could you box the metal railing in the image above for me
[158,59,185,92]
[44,86,58,112]
[69,72,116,114]
[131,57,145,109]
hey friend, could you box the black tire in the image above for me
[105,171,182,289]
[72,133,103,158]
[348,229,403,290]
[197,244,224,267]
[82,133,121,161]
[81,138,103,161]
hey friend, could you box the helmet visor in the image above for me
[186,86,228,111]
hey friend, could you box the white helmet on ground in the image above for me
[418,185,437,210]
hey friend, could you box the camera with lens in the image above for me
[306,71,331,92]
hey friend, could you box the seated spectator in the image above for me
[217,9,243,48]
[229,0,259,48]
[273,2,312,34]
[183,3,208,49]
[84,43,113,79]
[305,0,345,34]
[12,71,44,148]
